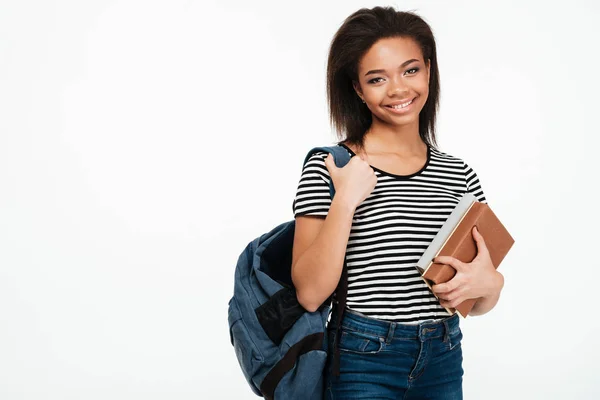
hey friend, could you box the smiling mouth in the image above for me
[385,98,415,109]
[384,97,417,113]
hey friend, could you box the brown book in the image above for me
[416,193,515,317]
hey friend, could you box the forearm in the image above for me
[469,271,504,316]
[292,196,356,311]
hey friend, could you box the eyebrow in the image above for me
[364,59,420,76]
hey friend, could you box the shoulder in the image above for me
[306,150,329,162]
[429,145,469,169]
[302,151,329,172]
[298,148,332,183]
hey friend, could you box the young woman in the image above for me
[291,6,504,399]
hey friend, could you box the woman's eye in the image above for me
[368,68,419,84]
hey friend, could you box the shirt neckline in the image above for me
[339,142,431,179]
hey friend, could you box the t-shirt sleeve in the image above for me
[292,152,332,218]
[463,161,488,204]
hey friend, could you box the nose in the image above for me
[387,77,409,98]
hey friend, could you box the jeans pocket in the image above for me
[337,327,383,354]
[446,327,463,351]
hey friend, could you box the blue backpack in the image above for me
[227,145,351,399]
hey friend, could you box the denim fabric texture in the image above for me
[325,309,464,400]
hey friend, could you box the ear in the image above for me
[352,80,364,100]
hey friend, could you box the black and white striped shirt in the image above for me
[292,143,487,324]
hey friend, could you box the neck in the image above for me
[363,118,425,156]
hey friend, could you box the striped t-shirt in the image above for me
[292,142,487,324]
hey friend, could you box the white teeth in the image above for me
[389,99,413,109]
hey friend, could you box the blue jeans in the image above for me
[325,309,464,399]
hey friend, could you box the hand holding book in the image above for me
[415,193,515,317]
[431,226,504,312]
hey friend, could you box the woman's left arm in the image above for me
[431,226,505,317]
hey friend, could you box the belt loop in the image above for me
[443,318,450,343]
[386,322,396,345]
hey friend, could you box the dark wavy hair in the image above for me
[327,7,441,152]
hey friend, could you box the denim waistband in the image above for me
[331,308,460,343]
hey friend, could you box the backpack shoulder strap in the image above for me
[302,145,352,200]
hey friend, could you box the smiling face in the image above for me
[353,36,431,128]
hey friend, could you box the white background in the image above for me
[1,0,598,399]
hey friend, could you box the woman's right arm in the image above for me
[291,194,356,312]
[291,152,376,312]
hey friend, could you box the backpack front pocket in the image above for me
[272,349,327,400]
[228,297,264,395]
